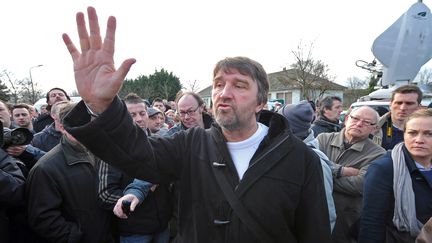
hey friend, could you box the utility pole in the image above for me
[29,64,43,103]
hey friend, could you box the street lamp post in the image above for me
[29,64,43,104]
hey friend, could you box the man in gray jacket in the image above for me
[317,106,386,243]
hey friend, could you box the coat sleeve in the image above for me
[333,165,368,196]
[0,149,25,205]
[97,161,125,210]
[333,147,385,196]
[63,98,185,184]
[358,156,393,243]
[295,150,333,242]
[26,165,82,243]
[124,179,152,204]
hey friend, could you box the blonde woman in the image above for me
[359,109,432,243]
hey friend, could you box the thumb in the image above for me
[116,58,136,80]
[130,196,139,212]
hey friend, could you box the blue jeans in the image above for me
[120,228,169,243]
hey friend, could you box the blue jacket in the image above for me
[124,179,152,203]
[31,123,62,152]
[359,145,432,243]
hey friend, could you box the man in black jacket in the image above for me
[0,146,26,243]
[32,88,70,133]
[61,7,332,243]
[98,93,172,242]
[27,103,114,243]
[312,96,343,137]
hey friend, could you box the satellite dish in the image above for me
[372,1,432,86]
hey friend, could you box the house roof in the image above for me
[268,69,346,91]
[197,68,346,97]
[198,85,212,97]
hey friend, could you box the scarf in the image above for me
[392,142,423,237]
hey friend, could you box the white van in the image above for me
[349,100,391,116]
[33,96,82,112]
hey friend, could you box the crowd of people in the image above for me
[2,6,432,243]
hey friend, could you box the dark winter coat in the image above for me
[0,149,26,243]
[32,113,54,133]
[63,98,332,243]
[26,136,114,243]
[311,115,342,137]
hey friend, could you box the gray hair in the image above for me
[213,56,269,105]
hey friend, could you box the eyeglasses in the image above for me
[178,106,200,117]
[349,115,376,126]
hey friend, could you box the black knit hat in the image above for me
[278,100,315,139]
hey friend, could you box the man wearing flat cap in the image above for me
[147,107,168,136]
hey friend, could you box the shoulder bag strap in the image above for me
[211,162,272,242]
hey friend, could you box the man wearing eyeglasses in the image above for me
[316,106,386,243]
[122,91,214,241]
[166,91,213,137]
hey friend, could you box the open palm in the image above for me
[62,7,135,113]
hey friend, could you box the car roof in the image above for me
[33,96,81,112]
[350,100,390,108]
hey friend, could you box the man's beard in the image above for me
[215,110,240,131]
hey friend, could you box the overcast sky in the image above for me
[1,0,431,95]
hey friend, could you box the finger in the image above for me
[76,11,90,52]
[113,202,120,215]
[87,6,102,50]
[62,34,79,60]
[102,16,116,55]
[130,198,139,211]
[114,58,136,81]
[113,202,127,218]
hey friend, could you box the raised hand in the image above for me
[62,7,136,113]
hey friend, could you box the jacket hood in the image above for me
[257,110,291,140]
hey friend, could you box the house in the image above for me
[197,69,346,109]
[267,69,346,105]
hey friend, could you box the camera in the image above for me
[0,125,33,149]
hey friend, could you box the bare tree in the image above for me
[417,68,432,85]
[183,80,201,92]
[290,40,334,100]
[346,76,367,90]
[0,70,43,104]
[1,70,17,103]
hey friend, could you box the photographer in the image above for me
[0,100,47,243]
[0,101,45,173]
[3,127,41,176]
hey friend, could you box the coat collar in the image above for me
[330,128,368,152]
[61,136,96,167]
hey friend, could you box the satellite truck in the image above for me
[355,0,432,107]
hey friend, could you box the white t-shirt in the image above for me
[226,122,269,180]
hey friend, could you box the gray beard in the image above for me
[215,112,240,131]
